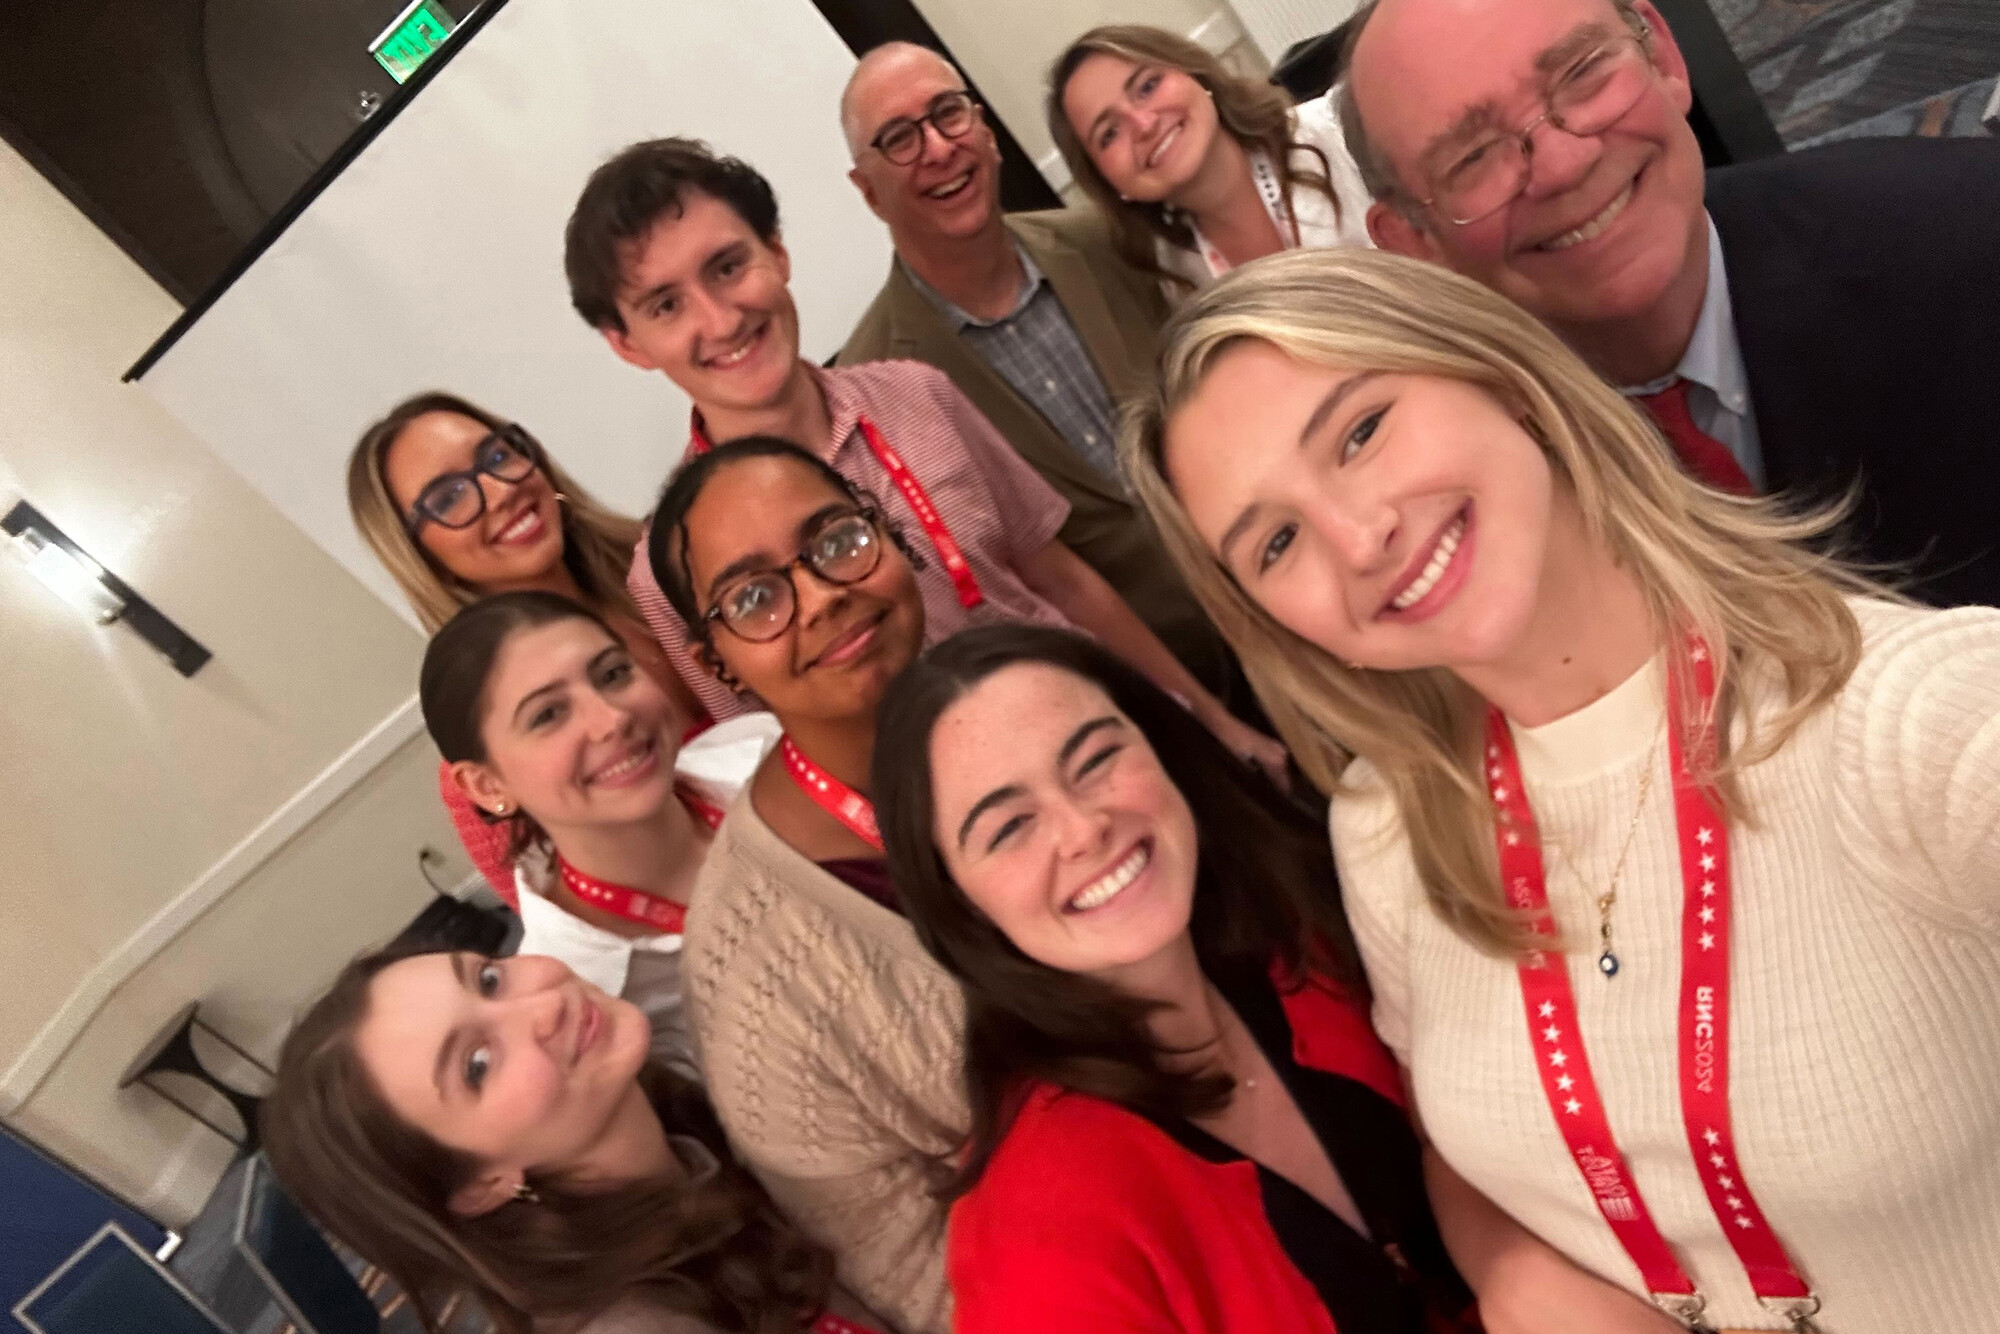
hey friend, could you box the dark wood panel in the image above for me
[0,0,422,303]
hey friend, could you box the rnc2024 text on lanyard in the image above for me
[1483,641,1822,1334]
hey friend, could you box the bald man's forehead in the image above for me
[1353,0,1628,172]
[848,48,965,131]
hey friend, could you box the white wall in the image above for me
[908,0,1271,199]
[11,735,461,1222]
[138,0,891,627]
[0,138,464,1223]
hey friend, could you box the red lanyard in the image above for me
[1483,643,1820,1333]
[812,1314,878,1334]
[780,735,882,851]
[552,786,724,934]
[688,409,983,610]
[676,781,728,834]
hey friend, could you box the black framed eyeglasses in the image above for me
[702,508,885,643]
[405,423,541,535]
[1415,33,1656,226]
[868,90,979,166]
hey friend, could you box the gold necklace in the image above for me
[1204,989,1260,1094]
[1550,723,1663,980]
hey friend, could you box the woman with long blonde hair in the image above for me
[349,393,648,638]
[1048,24,1370,299]
[348,392,716,897]
[1124,248,2000,1334]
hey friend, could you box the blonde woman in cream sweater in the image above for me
[1124,248,2000,1334]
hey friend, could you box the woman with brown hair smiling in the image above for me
[417,592,774,1077]
[1048,24,1371,299]
[261,945,884,1334]
[347,392,718,897]
[869,624,1474,1334]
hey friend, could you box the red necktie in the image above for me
[1634,379,1756,496]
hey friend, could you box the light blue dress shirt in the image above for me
[1623,214,1764,489]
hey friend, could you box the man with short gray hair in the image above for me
[1341,0,2000,607]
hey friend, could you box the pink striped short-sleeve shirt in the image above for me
[628,359,1074,722]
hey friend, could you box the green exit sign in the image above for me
[370,0,458,84]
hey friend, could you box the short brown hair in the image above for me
[563,137,781,333]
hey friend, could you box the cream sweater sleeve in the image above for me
[1836,601,2000,933]
[1331,760,1420,1065]
[683,851,967,1334]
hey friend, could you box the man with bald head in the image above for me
[836,42,1240,698]
[1341,0,2000,607]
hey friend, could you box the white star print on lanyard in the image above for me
[1483,640,1822,1333]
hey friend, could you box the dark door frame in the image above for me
[1653,0,1785,166]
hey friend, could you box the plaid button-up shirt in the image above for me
[902,246,1124,483]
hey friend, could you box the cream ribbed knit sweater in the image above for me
[1334,599,2000,1333]
[682,790,967,1334]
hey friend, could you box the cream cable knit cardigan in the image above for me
[1335,599,2000,1332]
[682,790,967,1334]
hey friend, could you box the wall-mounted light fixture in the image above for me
[3,500,211,677]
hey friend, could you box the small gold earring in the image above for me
[513,1181,539,1204]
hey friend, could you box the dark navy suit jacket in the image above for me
[1707,136,2000,607]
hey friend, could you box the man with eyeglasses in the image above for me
[1341,0,2000,608]
[835,42,1242,700]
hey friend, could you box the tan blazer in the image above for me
[837,208,1234,696]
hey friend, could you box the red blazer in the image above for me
[948,973,1426,1334]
